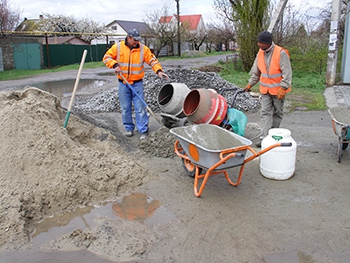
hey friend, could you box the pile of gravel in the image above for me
[72,68,260,114]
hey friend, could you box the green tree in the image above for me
[214,0,269,71]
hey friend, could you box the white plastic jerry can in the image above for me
[260,128,297,180]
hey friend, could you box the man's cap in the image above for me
[127,29,141,41]
[257,31,273,44]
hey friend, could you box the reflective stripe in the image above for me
[139,44,144,64]
[119,62,143,68]
[261,73,282,78]
[117,43,120,62]
[260,82,281,88]
[258,45,284,95]
[108,40,162,82]
[149,57,157,67]
[103,56,114,64]
[120,69,128,74]
[130,69,144,74]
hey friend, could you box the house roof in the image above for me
[159,16,173,23]
[106,20,150,33]
[159,14,202,31]
[15,17,44,32]
[179,14,202,30]
[42,36,89,45]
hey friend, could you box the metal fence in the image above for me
[43,44,108,68]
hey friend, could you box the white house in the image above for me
[91,20,151,46]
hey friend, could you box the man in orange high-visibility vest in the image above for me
[103,29,168,140]
[244,31,292,147]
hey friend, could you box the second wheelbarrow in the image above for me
[328,107,350,163]
[170,124,292,197]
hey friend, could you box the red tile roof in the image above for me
[179,14,202,30]
[159,16,173,23]
[159,14,202,30]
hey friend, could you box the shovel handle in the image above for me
[119,74,164,126]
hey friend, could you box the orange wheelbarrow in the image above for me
[170,124,292,197]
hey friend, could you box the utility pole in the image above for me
[268,0,288,33]
[341,2,350,83]
[326,0,342,86]
[175,0,181,57]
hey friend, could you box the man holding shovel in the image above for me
[103,29,168,139]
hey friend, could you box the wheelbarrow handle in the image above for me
[219,89,245,108]
[219,151,244,161]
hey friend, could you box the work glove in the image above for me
[276,87,286,100]
[244,84,252,92]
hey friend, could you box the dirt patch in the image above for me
[197,65,224,73]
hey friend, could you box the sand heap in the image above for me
[0,88,150,248]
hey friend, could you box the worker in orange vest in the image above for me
[244,31,292,147]
[103,29,168,140]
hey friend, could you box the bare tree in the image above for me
[181,17,207,51]
[144,6,178,56]
[0,0,21,35]
[205,21,236,52]
[213,0,269,71]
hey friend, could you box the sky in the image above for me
[10,0,332,26]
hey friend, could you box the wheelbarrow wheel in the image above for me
[342,142,349,150]
[182,158,202,178]
[180,152,202,178]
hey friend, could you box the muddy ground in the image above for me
[0,56,350,263]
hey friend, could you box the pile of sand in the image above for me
[0,87,150,248]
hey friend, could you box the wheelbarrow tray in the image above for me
[328,107,350,162]
[328,107,350,139]
[170,124,252,170]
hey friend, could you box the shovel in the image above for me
[119,74,163,126]
[63,49,87,128]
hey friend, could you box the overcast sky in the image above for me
[10,0,332,26]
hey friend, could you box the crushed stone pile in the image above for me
[73,68,260,114]
[0,87,149,248]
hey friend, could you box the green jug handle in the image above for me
[272,135,283,141]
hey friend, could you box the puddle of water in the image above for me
[0,193,174,262]
[112,193,160,223]
[31,193,174,247]
[28,79,107,99]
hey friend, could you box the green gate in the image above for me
[13,43,41,70]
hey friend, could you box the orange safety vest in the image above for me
[103,41,162,84]
[257,45,291,95]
